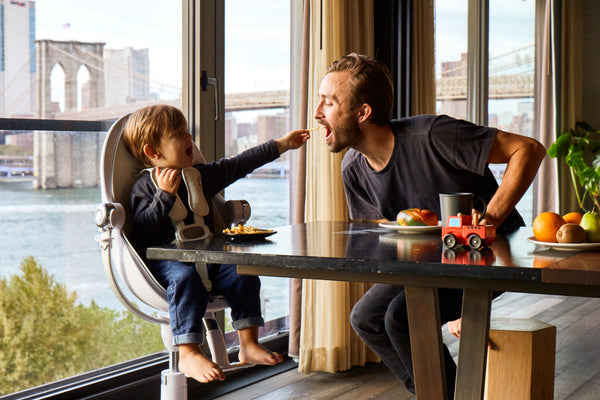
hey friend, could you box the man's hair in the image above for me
[328,53,394,126]
[122,104,187,167]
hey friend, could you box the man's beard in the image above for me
[327,115,361,153]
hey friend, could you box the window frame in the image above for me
[0,1,293,397]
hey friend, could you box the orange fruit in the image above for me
[533,212,566,243]
[562,211,583,224]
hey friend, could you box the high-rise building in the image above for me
[0,0,36,117]
[104,47,150,106]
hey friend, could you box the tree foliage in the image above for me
[0,257,164,395]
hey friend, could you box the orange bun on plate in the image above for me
[397,208,439,226]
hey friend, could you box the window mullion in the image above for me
[467,0,489,125]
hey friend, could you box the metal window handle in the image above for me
[201,71,220,121]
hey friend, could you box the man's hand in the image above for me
[473,209,500,227]
[275,129,311,154]
[155,167,181,196]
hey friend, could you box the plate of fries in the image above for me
[223,224,276,239]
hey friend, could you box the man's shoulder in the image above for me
[390,114,441,135]
[341,148,363,171]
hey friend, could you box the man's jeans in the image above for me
[148,260,264,345]
[350,283,463,399]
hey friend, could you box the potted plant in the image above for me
[548,122,600,242]
[547,121,600,212]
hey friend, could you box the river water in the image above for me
[0,177,290,321]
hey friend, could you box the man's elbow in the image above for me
[528,139,547,167]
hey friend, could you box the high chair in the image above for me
[95,114,251,400]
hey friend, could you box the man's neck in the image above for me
[353,124,395,172]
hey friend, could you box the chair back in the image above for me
[99,114,169,312]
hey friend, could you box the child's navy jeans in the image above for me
[147,259,264,345]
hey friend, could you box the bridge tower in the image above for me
[33,40,106,189]
[34,39,106,118]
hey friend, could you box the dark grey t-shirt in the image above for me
[341,114,524,232]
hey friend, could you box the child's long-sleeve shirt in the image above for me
[130,140,280,257]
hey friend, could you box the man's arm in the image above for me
[481,130,546,226]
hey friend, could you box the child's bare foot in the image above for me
[238,342,284,366]
[178,344,225,383]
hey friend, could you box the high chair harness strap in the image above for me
[146,167,213,291]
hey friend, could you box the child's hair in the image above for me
[122,104,187,167]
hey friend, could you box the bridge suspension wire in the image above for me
[436,42,535,78]
[46,42,181,95]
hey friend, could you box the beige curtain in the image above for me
[288,0,311,360]
[299,0,379,374]
[557,0,584,214]
[412,0,436,115]
[532,0,557,216]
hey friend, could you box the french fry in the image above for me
[307,126,320,132]
[223,224,273,234]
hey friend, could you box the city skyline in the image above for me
[21,1,534,122]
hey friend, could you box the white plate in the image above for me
[527,236,600,251]
[379,220,442,234]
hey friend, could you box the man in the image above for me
[313,53,546,398]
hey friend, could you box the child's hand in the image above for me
[274,129,311,154]
[155,167,181,196]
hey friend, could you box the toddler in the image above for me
[122,104,310,383]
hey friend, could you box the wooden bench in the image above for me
[484,318,556,400]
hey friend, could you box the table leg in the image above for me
[454,288,492,400]
[405,285,447,400]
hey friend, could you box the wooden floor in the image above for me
[214,293,600,400]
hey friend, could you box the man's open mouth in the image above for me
[319,121,332,139]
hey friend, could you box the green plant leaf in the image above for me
[593,154,600,172]
[566,148,586,170]
[548,133,571,158]
[576,121,595,132]
[548,121,599,211]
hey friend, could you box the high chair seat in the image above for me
[96,114,252,399]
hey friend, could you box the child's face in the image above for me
[150,126,195,169]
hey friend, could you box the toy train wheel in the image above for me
[443,234,457,248]
[468,234,482,249]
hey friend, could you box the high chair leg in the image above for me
[203,311,231,368]
[160,351,187,400]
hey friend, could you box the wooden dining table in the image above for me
[146,220,600,400]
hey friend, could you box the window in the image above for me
[435,0,468,119]
[434,0,537,224]
[0,0,182,395]
[489,0,535,224]
[192,0,292,330]
[2,0,293,396]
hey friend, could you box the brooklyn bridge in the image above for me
[9,73,533,188]
[53,72,534,121]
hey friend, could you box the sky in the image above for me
[35,0,290,100]
[435,0,535,74]
[34,0,533,105]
